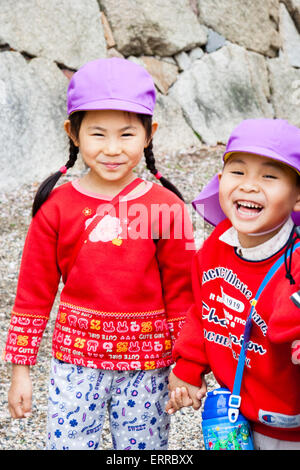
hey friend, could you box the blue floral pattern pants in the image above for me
[46,358,171,450]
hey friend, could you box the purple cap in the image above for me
[192,119,300,226]
[67,58,156,116]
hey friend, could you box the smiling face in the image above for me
[65,109,157,194]
[219,152,300,247]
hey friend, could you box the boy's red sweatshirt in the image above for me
[173,219,300,442]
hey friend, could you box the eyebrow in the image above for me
[226,158,245,166]
[87,125,137,131]
[261,161,284,170]
[227,158,283,171]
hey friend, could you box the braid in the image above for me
[144,141,185,202]
[32,112,84,217]
[32,141,79,217]
[66,139,79,170]
[144,140,157,176]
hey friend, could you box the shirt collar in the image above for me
[219,217,294,261]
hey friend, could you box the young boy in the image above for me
[166,119,300,450]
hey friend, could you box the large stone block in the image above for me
[268,55,300,126]
[282,0,300,32]
[99,0,207,56]
[0,0,106,69]
[197,0,281,57]
[169,44,274,145]
[279,3,300,68]
[0,52,70,191]
[153,93,201,156]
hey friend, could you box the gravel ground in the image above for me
[0,145,224,450]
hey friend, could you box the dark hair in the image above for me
[137,114,184,201]
[32,111,184,216]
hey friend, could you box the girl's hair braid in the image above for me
[144,140,184,201]
[32,112,84,217]
[137,114,184,201]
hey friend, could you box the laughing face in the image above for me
[219,152,300,247]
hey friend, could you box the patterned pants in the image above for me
[46,359,171,450]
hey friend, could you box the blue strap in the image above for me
[228,241,300,423]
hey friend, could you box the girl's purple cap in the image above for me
[67,58,156,116]
[192,119,300,226]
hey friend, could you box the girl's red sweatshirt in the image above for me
[3,180,195,371]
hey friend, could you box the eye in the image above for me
[122,132,134,137]
[263,174,277,179]
[230,170,244,175]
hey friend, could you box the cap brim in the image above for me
[192,174,226,227]
[192,173,300,227]
[68,98,153,116]
[223,146,300,176]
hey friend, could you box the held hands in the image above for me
[165,370,207,415]
[8,364,32,419]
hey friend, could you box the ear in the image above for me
[293,190,300,213]
[145,121,158,147]
[217,171,223,182]
[64,120,79,146]
[151,121,158,137]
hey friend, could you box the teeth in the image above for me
[237,201,262,209]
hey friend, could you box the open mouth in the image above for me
[235,200,264,218]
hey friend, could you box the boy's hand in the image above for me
[8,364,32,419]
[165,370,207,414]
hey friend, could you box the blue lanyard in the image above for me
[228,241,300,423]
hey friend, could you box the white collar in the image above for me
[219,217,294,261]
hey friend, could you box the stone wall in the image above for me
[1,0,300,190]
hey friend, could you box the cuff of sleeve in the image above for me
[172,358,206,387]
[2,348,37,365]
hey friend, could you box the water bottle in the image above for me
[201,388,254,450]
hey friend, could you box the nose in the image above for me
[239,178,259,193]
[103,138,122,156]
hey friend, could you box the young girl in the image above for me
[166,119,300,450]
[4,58,195,450]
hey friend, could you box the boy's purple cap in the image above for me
[67,58,156,116]
[192,119,300,226]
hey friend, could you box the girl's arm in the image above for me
[4,207,61,366]
[8,364,32,419]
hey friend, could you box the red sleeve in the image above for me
[172,252,211,386]
[155,200,195,343]
[3,207,61,365]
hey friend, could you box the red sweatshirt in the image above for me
[173,219,300,441]
[3,180,195,371]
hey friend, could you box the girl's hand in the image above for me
[166,386,193,414]
[8,364,32,419]
[166,370,207,414]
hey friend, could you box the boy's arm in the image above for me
[172,310,210,386]
[172,293,211,387]
[268,253,300,344]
